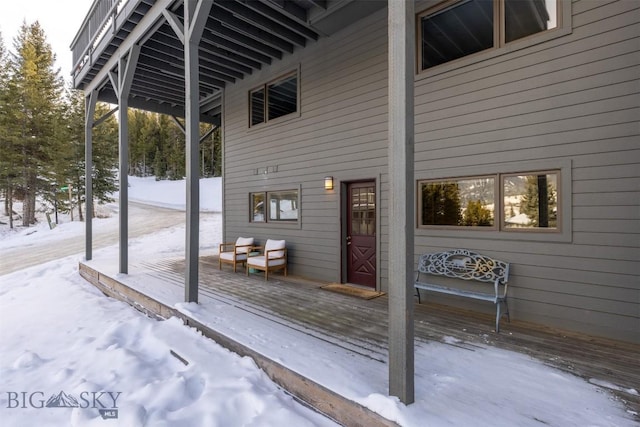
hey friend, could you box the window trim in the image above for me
[415,159,572,242]
[248,68,300,129]
[250,192,266,223]
[417,175,498,230]
[267,189,300,222]
[249,186,302,228]
[500,170,561,233]
[417,0,571,76]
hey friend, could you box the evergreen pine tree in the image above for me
[421,183,462,226]
[0,30,18,225]
[521,175,557,228]
[462,200,493,226]
[91,103,119,207]
[6,21,64,226]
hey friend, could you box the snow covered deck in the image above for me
[79,256,640,425]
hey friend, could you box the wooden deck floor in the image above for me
[134,255,640,419]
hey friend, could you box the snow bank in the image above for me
[124,176,222,212]
[0,258,336,427]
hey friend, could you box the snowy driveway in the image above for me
[0,202,215,276]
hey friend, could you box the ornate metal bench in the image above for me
[414,249,510,332]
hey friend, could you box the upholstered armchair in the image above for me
[218,237,254,272]
[246,239,287,281]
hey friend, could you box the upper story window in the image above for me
[250,71,298,127]
[419,0,558,70]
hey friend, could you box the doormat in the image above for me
[320,283,385,300]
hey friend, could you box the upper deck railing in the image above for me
[70,0,124,77]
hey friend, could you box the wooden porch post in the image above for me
[165,0,213,302]
[109,46,140,274]
[84,89,97,261]
[388,0,415,404]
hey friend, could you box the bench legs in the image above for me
[417,288,511,333]
[496,298,510,333]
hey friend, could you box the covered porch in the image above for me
[74,0,417,403]
[79,254,640,425]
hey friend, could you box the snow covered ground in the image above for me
[0,177,638,426]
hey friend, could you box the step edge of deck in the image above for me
[78,262,398,427]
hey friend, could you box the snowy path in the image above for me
[0,202,216,276]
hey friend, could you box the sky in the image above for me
[1,177,638,426]
[0,0,91,82]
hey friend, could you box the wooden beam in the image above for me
[162,9,185,44]
[183,0,214,303]
[387,0,415,405]
[112,45,141,275]
[81,0,174,94]
[93,106,118,128]
[85,89,98,261]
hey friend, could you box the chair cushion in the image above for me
[247,256,286,268]
[264,239,286,258]
[220,252,248,261]
[235,237,254,254]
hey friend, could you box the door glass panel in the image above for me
[351,188,360,235]
[351,186,375,236]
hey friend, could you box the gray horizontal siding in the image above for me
[221,0,639,342]
[223,9,389,284]
[414,0,639,342]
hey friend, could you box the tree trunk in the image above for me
[22,189,31,227]
[22,173,38,226]
[8,186,14,229]
[77,191,84,221]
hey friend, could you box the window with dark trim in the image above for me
[250,71,298,127]
[418,170,560,231]
[250,189,299,223]
[419,176,496,228]
[502,172,558,230]
[419,0,558,70]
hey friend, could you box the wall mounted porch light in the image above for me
[324,176,334,190]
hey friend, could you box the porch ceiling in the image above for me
[72,0,386,125]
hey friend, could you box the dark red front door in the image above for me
[346,181,376,288]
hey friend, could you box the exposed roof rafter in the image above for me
[71,0,366,125]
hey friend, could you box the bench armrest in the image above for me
[495,279,508,299]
